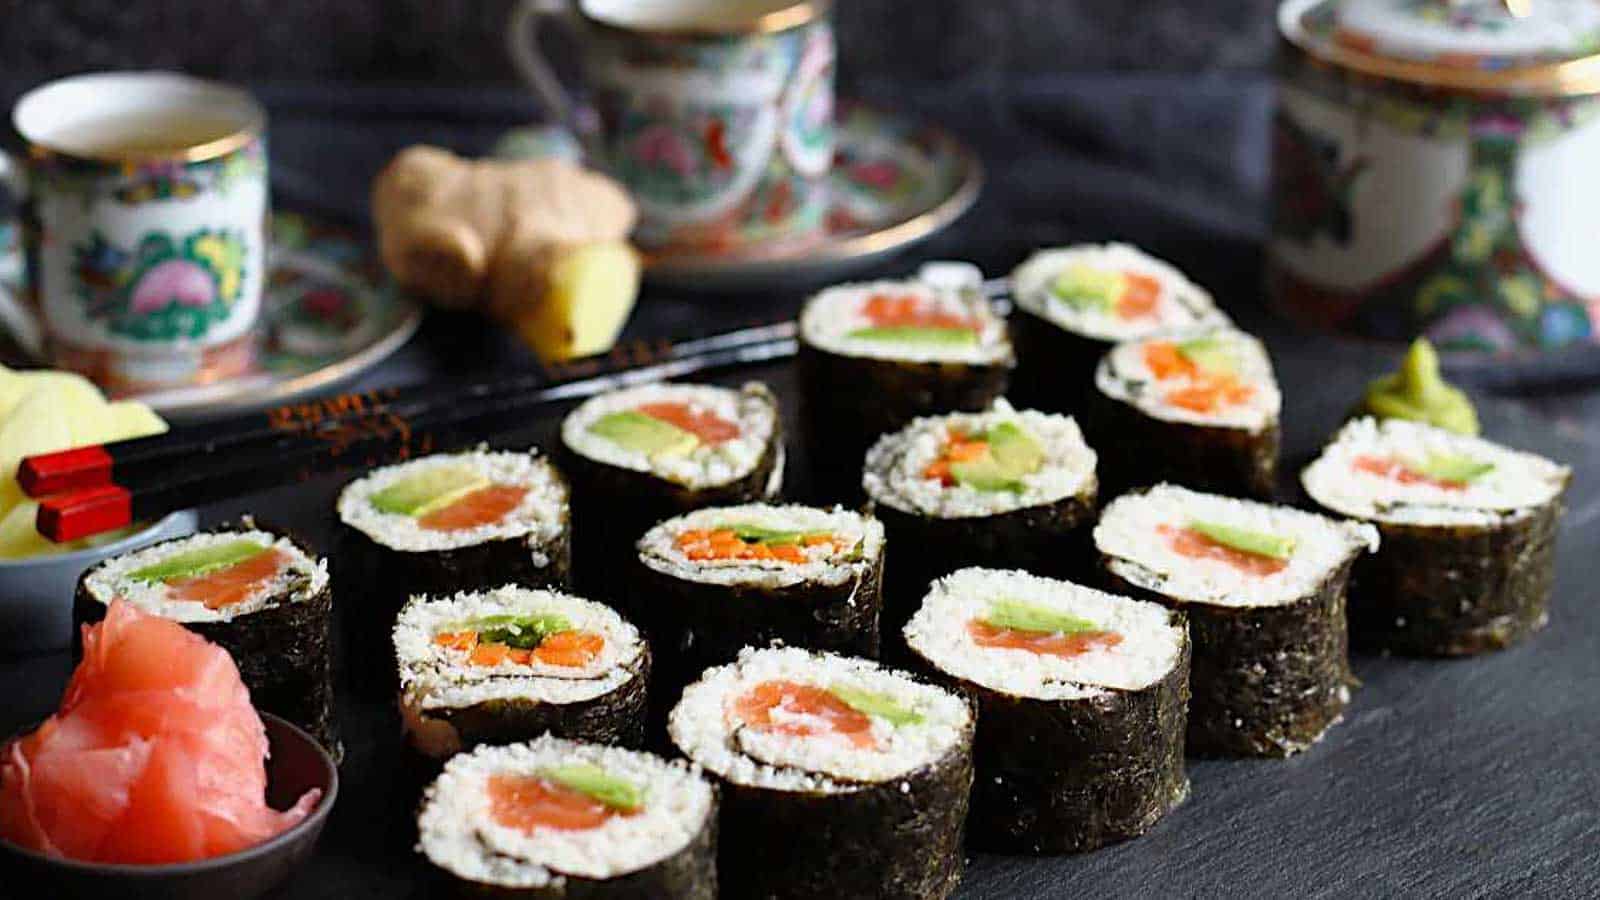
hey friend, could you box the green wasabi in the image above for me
[1362,339,1479,435]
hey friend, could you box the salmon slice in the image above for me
[860,292,979,331]
[418,484,530,531]
[1116,272,1162,320]
[732,680,876,749]
[166,548,288,611]
[674,529,819,564]
[1353,455,1467,491]
[922,427,991,486]
[533,630,605,668]
[966,619,1124,658]
[1158,523,1288,576]
[635,402,741,445]
[1162,375,1255,414]
[1143,341,1198,380]
[489,774,624,833]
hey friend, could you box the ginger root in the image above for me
[372,146,642,360]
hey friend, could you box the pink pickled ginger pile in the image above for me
[0,600,320,864]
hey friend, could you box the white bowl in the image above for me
[0,511,199,654]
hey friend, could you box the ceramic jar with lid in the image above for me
[1273,0,1600,358]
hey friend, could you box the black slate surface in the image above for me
[3,80,1599,898]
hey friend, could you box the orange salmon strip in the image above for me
[674,529,831,564]
[1116,272,1162,320]
[923,427,991,485]
[534,630,606,667]
[733,679,876,748]
[966,619,1124,658]
[1143,341,1198,380]
[169,548,289,611]
[419,484,530,532]
[636,402,741,444]
[861,292,979,331]
[1156,523,1288,576]
[1352,455,1467,491]
[488,774,628,833]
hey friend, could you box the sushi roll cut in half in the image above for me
[74,521,338,755]
[1088,327,1282,498]
[395,586,650,759]
[862,403,1099,650]
[560,381,783,595]
[418,736,717,899]
[633,503,885,703]
[904,568,1189,854]
[670,647,974,900]
[1009,243,1230,415]
[798,276,1012,499]
[1095,484,1379,757]
[1302,418,1571,656]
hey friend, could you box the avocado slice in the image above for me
[1406,452,1494,485]
[1177,336,1239,376]
[829,683,925,726]
[588,410,699,457]
[538,764,645,812]
[949,455,1026,493]
[845,325,979,346]
[128,539,271,583]
[981,598,1100,636]
[369,463,490,517]
[1188,520,1296,560]
[469,613,574,649]
[985,422,1045,474]
[1050,264,1124,312]
[719,523,830,547]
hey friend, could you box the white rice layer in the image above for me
[1094,328,1282,432]
[395,585,644,688]
[417,737,714,888]
[903,568,1184,701]
[81,529,327,623]
[799,278,1012,364]
[1094,484,1379,608]
[637,504,884,589]
[1302,418,1571,527]
[337,449,569,553]
[561,381,778,490]
[1010,243,1231,342]
[669,646,971,793]
[862,401,1097,518]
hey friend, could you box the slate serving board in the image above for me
[2,318,1596,899]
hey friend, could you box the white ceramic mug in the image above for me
[0,72,269,391]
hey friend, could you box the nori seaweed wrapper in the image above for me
[912,631,1189,854]
[1082,381,1279,500]
[560,388,784,604]
[74,519,341,759]
[627,546,884,723]
[797,341,1010,503]
[1346,498,1564,656]
[874,489,1099,664]
[403,643,652,761]
[1007,309,1112,418]
[703,711,975,900]
[1101,559,1358,758]
[429,803,717,899]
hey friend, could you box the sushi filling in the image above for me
[800,279,1010,365]
[81,530,327,623]
[670,647,971,790]
[863,404,1096,518]
[418,738,714,888]
[562,382,778,490]
[1302,418,1571,526]
[1095,485,1379,607]
[338,450,568,553]
[1011,243,1228,341]
[1095,329,1281,431]
[638,504,884,589]
[904,568,1184,701]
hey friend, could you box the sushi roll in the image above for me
[1302,418,1571,656]
[1087,327,1282,498]
[632,503,885,706]
[904,567,1188,854]
[395,585,650,759]
[417,736,717,898]
[74,520,339,756]
[670,646,974,900]
[1094,484,1379,757]
[862,402,1099,653]
[1009,242,1230,415]
[798,276,1012,500]
[559,381,783,597]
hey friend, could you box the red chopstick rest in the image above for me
[37,485,132,543]
[19,445,115,497]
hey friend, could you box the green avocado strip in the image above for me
[845,325,979,346]
[718,523,831,547]
[829,684,925,726]
[468,613,573,649]
[1049,264,1122,312]
[537,764,645,812]
[1188,520,1296,560]
[1408,452,1495,485]
[127,539,271,583]
[588,410,700,457]
[1177,336,1240,376]
[981,598,1100,636]
[368,463,489,516]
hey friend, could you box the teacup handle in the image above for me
[0,150,44,359]
[507,0,593,147]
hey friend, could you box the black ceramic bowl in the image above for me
[0,713,338,900]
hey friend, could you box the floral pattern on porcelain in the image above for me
[72,228,247,342]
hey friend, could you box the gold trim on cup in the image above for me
[1295,39,1600,96]
[27,127,260,167]
[582,0,829,37]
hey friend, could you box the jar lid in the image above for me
[1280,0,1600,95]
